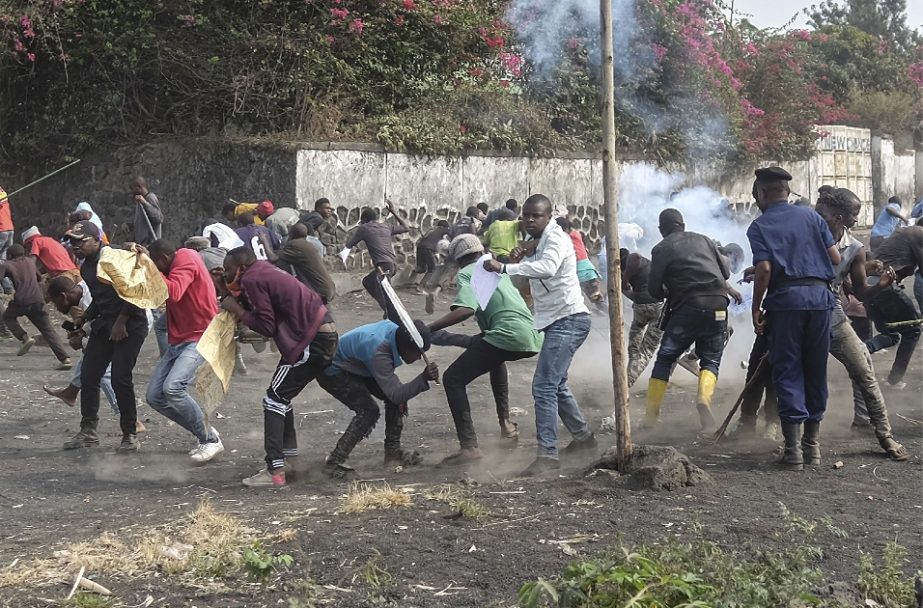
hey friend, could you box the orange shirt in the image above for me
[0,189,12,231]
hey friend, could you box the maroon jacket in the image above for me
[239,261,328,364]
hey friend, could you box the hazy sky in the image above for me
[730,0,923,32]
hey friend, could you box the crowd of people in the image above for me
[0,166,918,487]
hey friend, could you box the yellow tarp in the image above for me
[97,248,168,309]
[194,311,238,422]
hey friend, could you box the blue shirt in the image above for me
[910,200,923,220]
[747,203,836,311]
[327,320,401,378]
[870,203,902,238]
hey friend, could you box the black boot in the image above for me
[779,422,804,471]
[63,421,99,450]
[801,420,821,466]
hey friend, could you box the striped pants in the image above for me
[262,332,338,472]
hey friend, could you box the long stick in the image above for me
[708,354,769,444]
[0,159,81,203]
[600,0,632,468]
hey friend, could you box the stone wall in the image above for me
[7,140,297,244]
[5,128,919,274]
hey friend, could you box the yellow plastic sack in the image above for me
[194,311,239,422]
[97,247,168,309]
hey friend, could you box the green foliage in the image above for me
[806,0,922,54]
[519,505,871,608]
[243,542,294,582]
[64,593,113,608]
[857,542,919,608]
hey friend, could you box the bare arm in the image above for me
[428,307,474,332]
[826,244,841,267]
[751,261,771,334]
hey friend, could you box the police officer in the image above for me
[643,208,732,435]
[747,167,840,471]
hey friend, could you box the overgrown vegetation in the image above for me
[518,505,919,608]
[1,0,920,171]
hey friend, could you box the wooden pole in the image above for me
[599,0,632,467]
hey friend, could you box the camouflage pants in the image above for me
[626,302,664,387]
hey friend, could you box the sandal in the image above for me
[880,437,909,461]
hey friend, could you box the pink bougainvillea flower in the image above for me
[499,79,510,88]
[745,42,759,56]
[349,18,365,34]
[330,7,349,20]
[402,0,415,9]
[26,52,35,62]
[792,29,810,41]
[394,14,405,26]
[469,66,484,78]
[907,62,923,87]
[566,37,581,50]
[434,14,444,25]
[325,34,336,44]
[13,39,24,52]
[651,43,667,62]
[180,14,195,27]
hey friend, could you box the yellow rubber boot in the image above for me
[643,378,668,428]
[696,370,718,433]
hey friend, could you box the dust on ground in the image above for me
[0,289,920,607]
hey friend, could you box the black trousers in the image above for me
[80,323,147,436]
[262,332,338,472]
[2,301,70,361]
[865,286,921,385]
[361,262,396,314]
[739,332,777,424]
[442,337,534,449]
[319,371,406,464]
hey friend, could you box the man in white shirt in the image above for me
[484,194,596,475]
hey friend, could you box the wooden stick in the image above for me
[708,354,769,444]
[65,566,85,600]
[599,0,632,469]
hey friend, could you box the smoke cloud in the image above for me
[505,0,732,159]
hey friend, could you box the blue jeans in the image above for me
[152,309,168,357]
[767,309,831,423]
[651,305,728,380]
[72,356,118,414]
[0,231,13,293]
[533,313,592,459]
[145,341,214,443]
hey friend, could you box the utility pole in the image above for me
[599,0,632,467]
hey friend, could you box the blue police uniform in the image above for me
[747,202,836,424]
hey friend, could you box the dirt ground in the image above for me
[0,287,920,608]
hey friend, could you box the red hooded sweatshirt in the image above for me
[162,248,218,345]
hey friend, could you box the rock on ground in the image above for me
[589,444,714,491]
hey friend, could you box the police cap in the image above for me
[754,166,792,182]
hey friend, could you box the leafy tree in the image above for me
[806,0,922,54]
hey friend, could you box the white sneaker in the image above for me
[190,439,224,463]
[188,429,219,455]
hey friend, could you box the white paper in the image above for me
[338,247,351,264]
[471,253,502,310]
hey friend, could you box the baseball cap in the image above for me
[64,220,101,241]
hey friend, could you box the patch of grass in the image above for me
[519,505,910,608]
[425,484,489,521]
[0,499,256,591]
[243,542,294,582]
[857,541,919,608]
[352,552,393,592]
[286,576,321,608]
[64,592,114,608]
[339,483,412,514]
